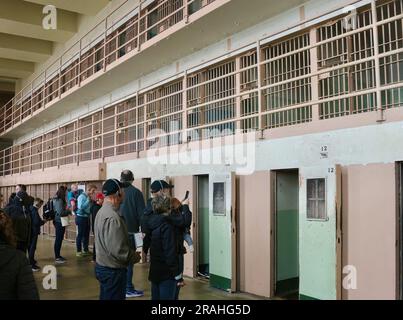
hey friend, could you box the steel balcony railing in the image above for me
[0,0,218,136]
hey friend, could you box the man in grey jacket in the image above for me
[94,179,140,300]
[120,170,146,298]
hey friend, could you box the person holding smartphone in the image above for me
[169,195,192,299]
[147,194,181,300]
[142,181,192,297]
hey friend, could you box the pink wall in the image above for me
[238,171,272,297]
[133,179,142,192]
[342,163,397,299]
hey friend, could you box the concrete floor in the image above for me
[32,235,261,300]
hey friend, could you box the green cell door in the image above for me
[209,172,236,292]
[299,165,342,300]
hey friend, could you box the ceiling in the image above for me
[0,0,111,94]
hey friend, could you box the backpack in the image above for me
[43,198,56,221]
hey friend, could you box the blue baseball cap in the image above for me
[150,180,174,193]
[102,179,130,196]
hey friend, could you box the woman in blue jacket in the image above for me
[76,185,97,257]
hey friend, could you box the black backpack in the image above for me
[43,198,56,221]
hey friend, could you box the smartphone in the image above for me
[183,191,190,201]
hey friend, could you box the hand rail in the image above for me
[0,0,217,136]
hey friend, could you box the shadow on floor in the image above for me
[33,235,262,300]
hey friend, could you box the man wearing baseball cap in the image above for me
[94,179,140,300]
[150,180,174,194]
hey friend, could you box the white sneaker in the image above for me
[55,258,66,264]
[31,265,40,272]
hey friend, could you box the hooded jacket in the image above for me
[4,197,31,243]
[142,199,192,256]
[120,184,145,233]
[146,213,179,283]
[169,204,192,255]
[30,205,45,237]
[0,239,39,300]
[76,193,91,218]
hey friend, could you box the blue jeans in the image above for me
[126,234,136,291]
[184,233,193,246]
[76,216,90,252]
[95,264,127,300]
[175,254,184,300]
[151,279,177,300]
[53,221,65,259]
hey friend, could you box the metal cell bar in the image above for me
[372,0,384,121]
[2,1,403,175]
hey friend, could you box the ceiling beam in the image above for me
[0,81,15,92]
[0,0,78,43]
[0,33,53,63]
[23,0,111,16]
[0,58,35,79]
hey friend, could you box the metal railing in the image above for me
[0,0,402,178]
[0,0,218,136]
